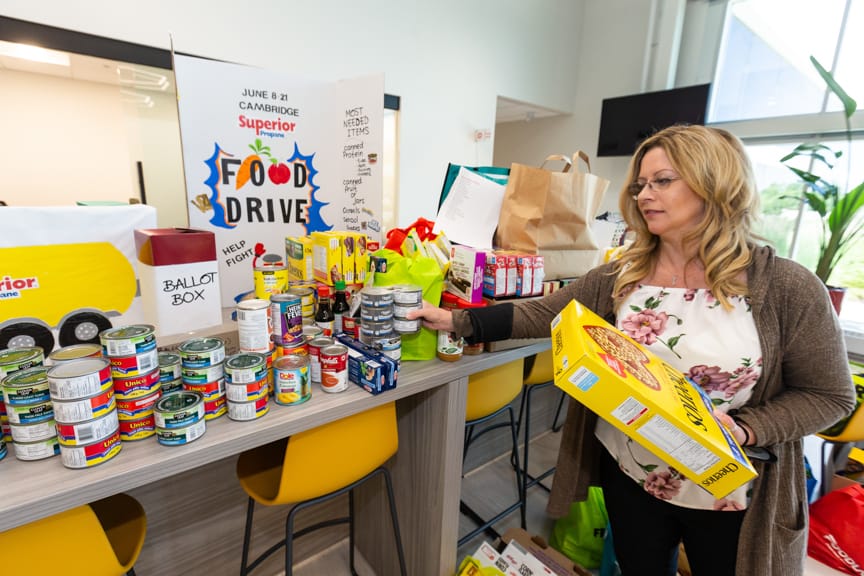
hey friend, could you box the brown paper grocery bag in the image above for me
[495,152,609,279]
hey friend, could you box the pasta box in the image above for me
[550,299,756,498]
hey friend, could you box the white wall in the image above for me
[1,0,584,227]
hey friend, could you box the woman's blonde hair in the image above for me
[612,124,761,310]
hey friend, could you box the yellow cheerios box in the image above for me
[285,235,313,281]
[550,299,756,499]
[311,231,342,285]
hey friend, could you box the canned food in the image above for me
[287,286,316,316]
[224,353,267,384]
[370,334,402,364]
[9,419,56,443]
[158,352,182,382]
[2,366,51,406]
[360,319,394,338]
[270,293,304,347]
[48,343,102,364]
[183,378,225,401]
[59,429,122,468]
[307,337,334,385]
[278,340,308,357]
[100,325,156,357]
[392,317,420,335]
[360,307,394,322]
[237,299,272,354]
[254,263,288,299]
[342,316,359,339]
[52,387,115,423]
[302,324,324,340]
[113,368,161,399]
[227,396,269,421]
[178,338,226,368]
[360,287,393,308]
[390,284,423,305]
[13,436,60,461]
[0,347,44,379]
[56,410,119,446]
[181,363,225,385]
[119,413,157,442]
[161,378,184,394]
[319,345,349,393]
[116,390,161,419]
[154,391,204,429]
[225,377,269,403]
[393,303,423,318]
[156,418,206,446]
[108,348,158,379]
[46,358,112,400]
[203,395,227,420]
[6,400,53,425]
[273,354,311,405]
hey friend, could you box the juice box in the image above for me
[550,299,756,498]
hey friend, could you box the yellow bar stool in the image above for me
[817,375,864,497]
[459,358,526,547]
[0,493,146,576]
[236,401,407,575]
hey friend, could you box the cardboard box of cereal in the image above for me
[550,299,756,498]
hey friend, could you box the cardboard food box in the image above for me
[447,244,486,303]
[499,529,592,576]
[550,300,756,499]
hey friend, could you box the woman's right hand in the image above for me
[406,300,454,332]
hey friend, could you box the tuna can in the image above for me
[0,347,45,379]
[392,317,420,335]
[319,345,349,393]
[46,358,112,400]
[6,400,53,425]
[2,366,51,406]
[360,287,393,308]
[118,413,157,442]
[360,307,394,322]
[113,368,161,399]
[227,395,269,421]
[278,340,308,357]
[307,336,334,385]
[273,354,311,405]
[156,418,206,446]
[302,324,324,341]
[56,410,119,446]
[59,428,122,468]
[181,363,225,385]
[158,352,182,382]
[9,419,56,443]
[108,348,158,379]
[225,376,269,403]
[13,436,60,461]
[154,391,204,429]
[224,353,268,384]
[116,390,161,420]
[178,337,226,369]
[162,378,184,394]
[360,319,394,338]
[100,325,156,358]
[48,343,102,364]
[390,284,423,306]
[237,299,272,354]
[203,395,227,420]
[253,263,288,300]
[183,378,225,401]
[270,292,304,347]
[370,334,402,364]
[52,387,115,424]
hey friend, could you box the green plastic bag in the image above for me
[371,248,443,361]
[549,487,609,569]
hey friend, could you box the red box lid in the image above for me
[134,228,217,266]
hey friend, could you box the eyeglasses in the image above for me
[628,176,681,197]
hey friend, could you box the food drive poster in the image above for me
[173,55,383,306]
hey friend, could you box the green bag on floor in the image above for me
[549,486,609,569]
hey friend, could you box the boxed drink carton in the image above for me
[447,244,486,303]
[550,299,756,498]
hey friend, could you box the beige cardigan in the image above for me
[453,245,855,576]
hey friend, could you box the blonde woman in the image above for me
[409,125,854,575]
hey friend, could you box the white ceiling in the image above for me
[495,96,567,124]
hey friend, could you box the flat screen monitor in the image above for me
[597,84,711,157]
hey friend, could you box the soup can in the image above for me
[100,325,156,358]
[271,292,304,347]
[59,429,122,469]
[13,436,60,461]
[2,366,51,406]
[56,410,119,446]
[273,354,311,405]
[237,299,272,354]
[178,338,226,369]
[9,419,56,443]
[319,345,349,393]
[46,358,112,400]
[156,417,206,446]
[154,391,204,429]
[113,369,161,399]
[119,413,157,442]
[48,343,102,365]
[0,347,45,379]
[227,396,269,421]
[158,352,182,382]
[116,389,161,420]
[307,336,334,385]
[52,387,115,424]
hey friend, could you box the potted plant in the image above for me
[781,56,864,313]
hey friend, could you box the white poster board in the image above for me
[174,55,384,305]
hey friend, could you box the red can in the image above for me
[319,344,348,393]
[113,368,161,399]
[308,337,334,385]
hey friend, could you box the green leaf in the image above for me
[643,464,658,473]
[667,334,684,349]
[811,56,858,119]
[712,397,726,406]
[630,305,641,313]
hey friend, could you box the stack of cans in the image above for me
[158,352,183,394]
[47,357,122,469]
[154,390,206,446]
[390,284,424,336]
[178,337,227,420]
[224,352,270,420]
[1,347,52,461]
[100,326,162,443]
[236,298,277,394]
[271,292,306,355]
[287,282,317,325]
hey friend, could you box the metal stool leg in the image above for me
[381,466,409,576]
[240,496,256,576]
[552,390,566,432]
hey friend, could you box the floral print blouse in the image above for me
[595,285,763,511]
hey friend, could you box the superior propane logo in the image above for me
[0,275,39,299]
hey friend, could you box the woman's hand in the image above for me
[713,409,753,447]
[406,300,454,332]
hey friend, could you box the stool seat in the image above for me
[816,377,864,497]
